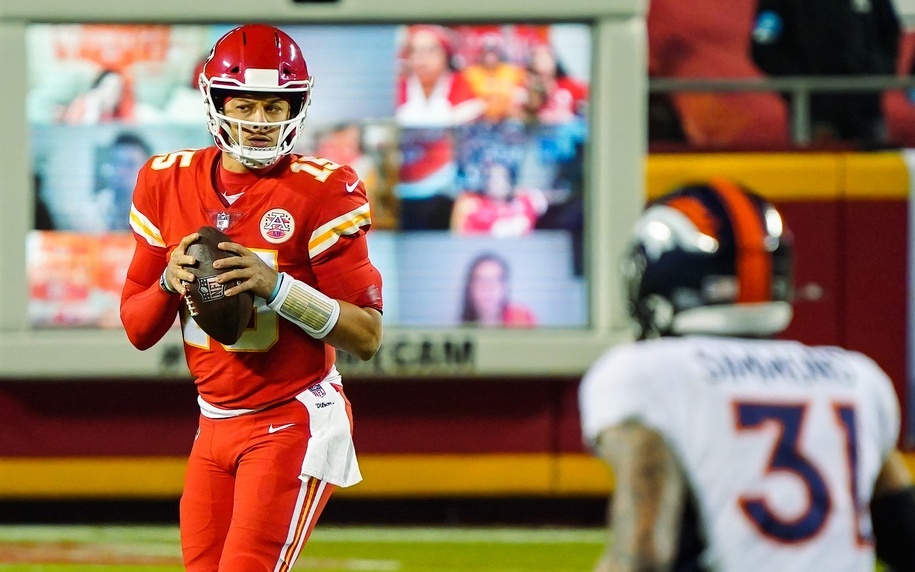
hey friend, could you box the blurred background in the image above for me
[1,0,915,564]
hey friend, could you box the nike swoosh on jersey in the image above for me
[222,191,245,204]
[345,179,360,193]
[268,423,295,434]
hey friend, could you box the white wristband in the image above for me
[267,272,340,339]
[159,268,178,294]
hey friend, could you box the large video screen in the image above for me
[27,23,591,330]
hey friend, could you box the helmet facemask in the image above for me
[201,79,313,169]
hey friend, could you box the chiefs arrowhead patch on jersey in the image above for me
[183,226,254,345]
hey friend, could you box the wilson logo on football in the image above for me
[260,208,295,244]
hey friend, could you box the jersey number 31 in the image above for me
[734,402,870,545]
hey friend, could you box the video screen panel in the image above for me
[27,23,591,329]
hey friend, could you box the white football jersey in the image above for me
[579,335,900,572]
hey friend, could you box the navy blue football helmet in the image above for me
[624,178,793,339]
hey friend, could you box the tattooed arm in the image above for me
[592,421,686,572]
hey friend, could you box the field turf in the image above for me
[0,525,606,571]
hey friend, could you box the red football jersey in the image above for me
[123,146,383,411]
[456,192,544,236]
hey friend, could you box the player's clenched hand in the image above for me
[211,241,278,300]
[163,232,200,294]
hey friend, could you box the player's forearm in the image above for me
[601,518,674,572]
[120,278,182,350]
[266,270,382,359]
[323,303,383,360]
[594,554,667,572]
[596,424,682,572]
[602,489,679,570]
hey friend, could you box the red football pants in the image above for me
[180,397,336,572]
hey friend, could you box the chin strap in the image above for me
[234,154,279,170]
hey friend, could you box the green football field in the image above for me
[0,524,607,571]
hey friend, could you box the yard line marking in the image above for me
[298,557,400,570]
[309,526,605,544]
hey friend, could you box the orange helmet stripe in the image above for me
[666,195,718,239]
[710,177,771,303]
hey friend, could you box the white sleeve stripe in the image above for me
[128,204,165,248]
[308,203,371,259]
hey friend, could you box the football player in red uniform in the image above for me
[120,24,383,572]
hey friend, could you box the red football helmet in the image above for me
[199,24,313,168]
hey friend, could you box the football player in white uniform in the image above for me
[578,178,915,572]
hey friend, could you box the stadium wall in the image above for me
[0,150,908,499]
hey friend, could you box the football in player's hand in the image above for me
[183,226,254,345]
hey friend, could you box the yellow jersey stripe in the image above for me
[308,203,372,259]
[128,204,165,248]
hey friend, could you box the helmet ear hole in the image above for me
[286,94,306,115]
[211,88,231,112]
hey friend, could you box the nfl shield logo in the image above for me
[309,384,326,398]
[198,275,226,302]
[216,213,230,231]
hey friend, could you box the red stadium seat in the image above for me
[647,0,790,149]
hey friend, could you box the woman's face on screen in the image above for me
[406,29,449,83]
[469,258,508,324]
